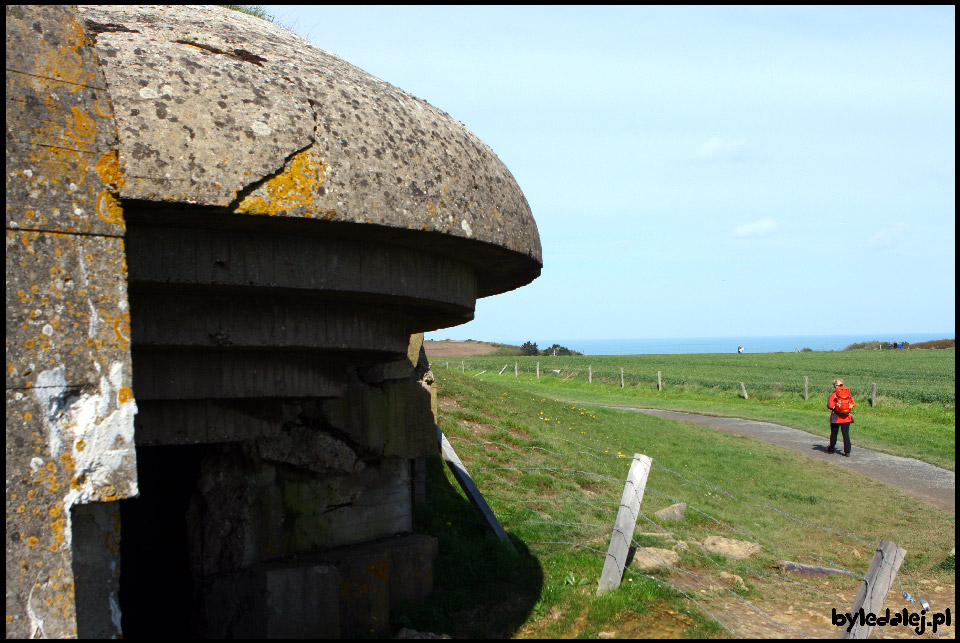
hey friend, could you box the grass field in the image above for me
[440,349,955,471]
[393,360,956,638]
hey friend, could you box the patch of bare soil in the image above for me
[605,604,696,639]
[666,569,955,639]
[424,340,503,358]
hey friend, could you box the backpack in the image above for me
[834,386,853,414]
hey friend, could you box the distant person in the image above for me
[826,378,855,457]
[737,345,744,354]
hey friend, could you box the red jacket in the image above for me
[828,387,855,424]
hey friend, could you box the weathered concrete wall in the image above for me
[6,5,137,638]
[8,4,540,638]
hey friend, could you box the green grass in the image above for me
[219,4,276,21]
[393,370,955,638]
[451,350,956,471]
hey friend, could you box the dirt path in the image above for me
[603,407,955,514]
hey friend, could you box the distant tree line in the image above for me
[843,340,911,351]
[519,341,582,356]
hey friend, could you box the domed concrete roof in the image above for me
[77,4,541,296]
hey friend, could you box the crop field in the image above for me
[443,349,955,405]
[433,349,956,470]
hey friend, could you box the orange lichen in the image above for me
[96,191,125,226]
[50,517,66,548]
[112,313,130,344]
[65,107,96,149]
[59,453,75,475]
[95,150,124,189]
[94,97,113,119]
[235,147,328,216]
[118,388,133,404]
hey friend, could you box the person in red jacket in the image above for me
[826,378,854,456]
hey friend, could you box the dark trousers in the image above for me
[829,423,851,454]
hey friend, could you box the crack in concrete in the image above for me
[226,139,317,212]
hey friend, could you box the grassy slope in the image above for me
[394,371,955,638]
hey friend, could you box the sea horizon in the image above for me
[525,332,955,356]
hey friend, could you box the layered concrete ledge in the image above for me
[78,4,542,296]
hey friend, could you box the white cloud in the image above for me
[733,218,778,237]
[690,136,747,162]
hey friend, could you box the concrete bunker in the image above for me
[6,5,540,638]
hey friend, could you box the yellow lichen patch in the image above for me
[112,313,130,344]
[235,147,328,216]
[95,151,124,190]
[94,97,114,119]
[65,107,96,149]
[64,19,84,51]
[58,453,75,475]
[118,388,133,404]
[32,47,86,92]
[96,191,125,226]
[27,138,86,191]
[50,517,66,549]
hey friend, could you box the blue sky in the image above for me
[269,5,955,344]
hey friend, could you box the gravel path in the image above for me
[603,406,955,514]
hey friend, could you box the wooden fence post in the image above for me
[620,367,624,388]
[740,382,748,399]
[461,360,464,373]
[598,454,653,594]
[589,365,592,384]
[804,376,809,401]
[438,428,517,554]
[657,371,662,391]
[537,362,540,381]
[840,540,906,639]
[498,363,508,375]
[515,362,518,378]
[870,382,876,407]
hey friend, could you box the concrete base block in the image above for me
[197,564,340,638]
[312,533,439,636]
[386,534,438,609]
[265,565,340,638]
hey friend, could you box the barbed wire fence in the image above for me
[435,408,950,639]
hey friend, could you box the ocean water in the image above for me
[553,332,954,356]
